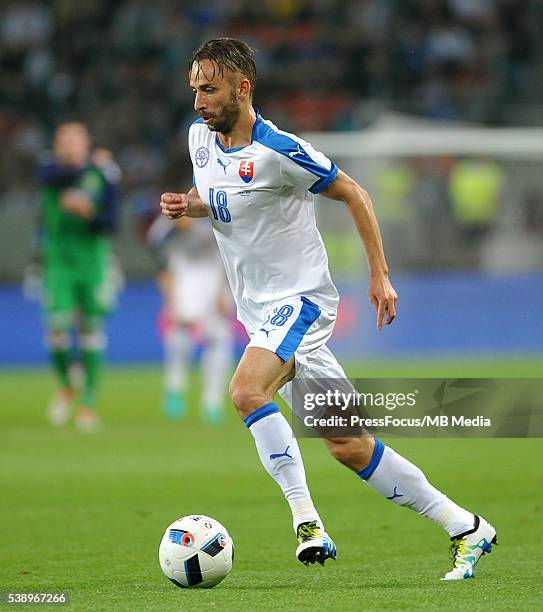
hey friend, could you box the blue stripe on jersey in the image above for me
[309,163,338,194]
[192,117,205,125]
[275,297,321,362]
[252,119,338,192]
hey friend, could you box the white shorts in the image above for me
[169,255,224,323]
[248,296,355,420]
[247,295,351,410]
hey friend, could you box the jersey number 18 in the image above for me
[209,188,231,223]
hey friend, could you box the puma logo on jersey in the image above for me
[217,158,230,174]
[288,146,304,158]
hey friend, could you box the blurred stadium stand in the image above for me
[1,0,543,364]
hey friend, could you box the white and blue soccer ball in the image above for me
[159,515,234,589]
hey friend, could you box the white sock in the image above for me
[245,403,323,534]
[360,440,474,537]
[164,326,190,392]
[201,316,232,410]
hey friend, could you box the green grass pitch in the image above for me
[1,357,542,611]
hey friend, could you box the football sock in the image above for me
[164,326,189,393]
[244,403,323,533]
[79,331,106,409]
[201,317,231,412]
[358,439,474,537]
[48,331,71,388]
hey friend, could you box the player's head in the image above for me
[53,121,92,167]
[189,38,256,134]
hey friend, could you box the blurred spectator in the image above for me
[449,158,503,236]
[146,214,233,424]
[481,189,543,274]
[448,158,504,266]
[0,0,542,280]
[0,0,541,196]
[1,2,52,50]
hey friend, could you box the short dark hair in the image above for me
[190,38,257,96]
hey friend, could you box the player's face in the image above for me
[190,60,241,134]
[53,123,91,167]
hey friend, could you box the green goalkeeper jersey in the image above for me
[40,164,112,271]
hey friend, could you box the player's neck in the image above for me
[217,107,257,150]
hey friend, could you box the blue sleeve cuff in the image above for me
[309,163,339,194]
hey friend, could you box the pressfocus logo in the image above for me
[292,378,543,439]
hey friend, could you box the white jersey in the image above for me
[189,112,339,332]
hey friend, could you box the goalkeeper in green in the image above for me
[37,122,120,431]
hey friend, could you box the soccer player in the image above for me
[160,39,496,580]
[38,122,119,431]
[147,214,232,422]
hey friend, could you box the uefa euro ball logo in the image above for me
[195,146,210,168]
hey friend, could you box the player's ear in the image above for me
[238,78,251,100]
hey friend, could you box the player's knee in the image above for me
[326,436,375,472]
[229,381,268,419]
[78,330,107,351]
[47,330,70,350]
[80,315,105,335]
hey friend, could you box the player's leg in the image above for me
[158,265,189,419]
[231,296,336,565]
[43,264,76,425]
[231,347,335,563]
[76,313,106,431]
[201,290,233,424]
[46,324,76,425]
[311,345,495,579]
[163,257,221,420]
[162,321,190,419]
[325,434,496,579]
[325,434,476,535]
[75,259,114,431]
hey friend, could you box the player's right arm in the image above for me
[160,187,208,219]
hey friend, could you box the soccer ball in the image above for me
[158,515,234,589]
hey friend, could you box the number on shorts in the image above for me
[270,304,294,326]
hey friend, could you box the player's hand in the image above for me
[61,190,94,219]
[368,274,397,331]
[160,193,188,219]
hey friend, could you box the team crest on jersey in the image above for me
[80,171,100,193]
[195,146,210,168]
[239,160,254,183]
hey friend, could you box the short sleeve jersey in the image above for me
[189,112,339,332]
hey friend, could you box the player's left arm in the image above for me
[321,169,397,331]
[60,189,95,219]
[90,149,121,232]
[61,167,113,224]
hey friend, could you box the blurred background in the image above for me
[1,0,543,367]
